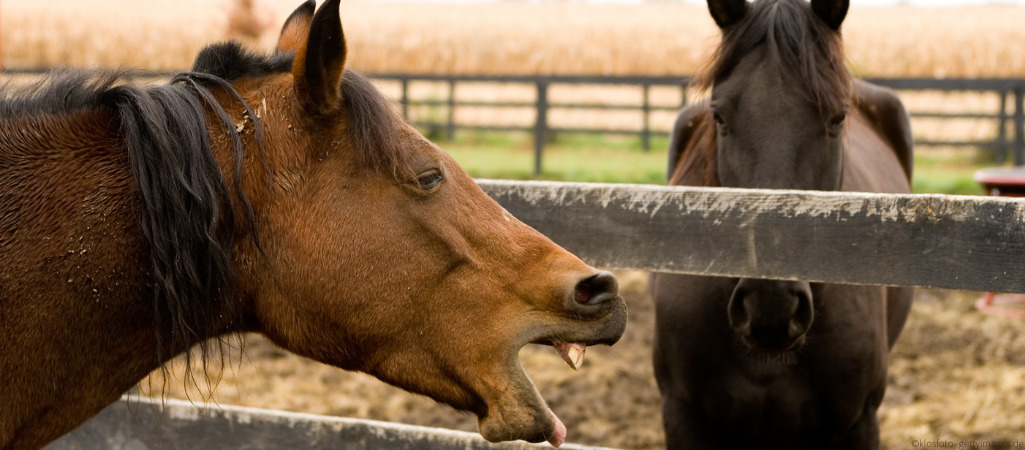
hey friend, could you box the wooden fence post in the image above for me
[447,80,456,141]
[642,84,651,152]
[1015,88,1024,166]
[997,90,1008,164]
[400,77,410,121]
[534,80,549,176]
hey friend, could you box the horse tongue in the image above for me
[548,409,567,447]
[552,341,586,370]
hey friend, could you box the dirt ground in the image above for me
[143,271,1025,450]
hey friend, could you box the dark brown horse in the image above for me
[0,1,627,448]
[650,0,913,448]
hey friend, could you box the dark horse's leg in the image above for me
[658,390,722,450]
[829,402,881,450]
[886,286,914,350]
[652,273,736,450]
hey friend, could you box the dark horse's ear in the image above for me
[811,0,849,31]
[707,0,747,29]
[292,0,346,116]
[276,0,315,54]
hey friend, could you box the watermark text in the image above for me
[911,439,1024,449]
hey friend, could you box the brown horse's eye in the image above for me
[416,169,444,190]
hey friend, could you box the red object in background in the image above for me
[974,166,1025,318]
[974,166,1025,197]
[976,292,1025,319]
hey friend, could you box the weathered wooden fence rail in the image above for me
[479,180,1025,294]
[46,397,611,450]
[4,69,1024,173]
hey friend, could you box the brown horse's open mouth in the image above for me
[476,341,594,447]
[542,341,589,446]
[475,306,627,448]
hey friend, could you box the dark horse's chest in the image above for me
[653,274,894,449]
[697,329,885,444]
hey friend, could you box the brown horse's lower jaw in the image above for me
[477,363,566,448]
[475,341,592,447]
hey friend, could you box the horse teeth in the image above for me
[554,341,586,370]
[566,344,585,369]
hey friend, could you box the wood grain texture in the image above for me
[478,180,1025,293]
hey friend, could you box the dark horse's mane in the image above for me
[0,41,408,363]
[694,0,851,117]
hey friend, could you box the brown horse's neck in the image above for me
[0,108,252,448]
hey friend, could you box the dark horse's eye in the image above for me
[829,112,847,128]
[416,169,444,190]
[713,111,726,125]
[712,112,729,136]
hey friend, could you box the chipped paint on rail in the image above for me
[478,179,1025,224]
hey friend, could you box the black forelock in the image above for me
[191,41,294,81]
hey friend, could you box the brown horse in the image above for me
[650,0,913,448]
[0,1,627,448]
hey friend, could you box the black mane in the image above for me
[1,69,251,359]
[695,0,852,116]
[0,40,410,362]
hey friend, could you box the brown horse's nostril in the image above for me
[573,271,619,305]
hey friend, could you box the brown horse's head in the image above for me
[202,1,626,446]
[696,0,851,354]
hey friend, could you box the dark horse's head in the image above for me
[700,0,851,353]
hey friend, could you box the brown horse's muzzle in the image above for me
[550,270,628,346]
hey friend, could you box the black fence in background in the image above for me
[373,74,1025,175]
[4,69,1024,175]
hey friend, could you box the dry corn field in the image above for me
[3,0,1025,77]
[4,1,1023,147]
[4,1,1025,449]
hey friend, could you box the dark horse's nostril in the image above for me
[728,279,815,351]
[789,291,814,339]
[574,271,620,305]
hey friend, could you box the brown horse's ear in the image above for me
[275,0,315,54]
[707,0,747,29]
[811,0,849,31]
[292,0,346,116]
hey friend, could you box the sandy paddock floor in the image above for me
[143,271,1025,449]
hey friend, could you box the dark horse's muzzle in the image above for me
[727,279,814,352]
